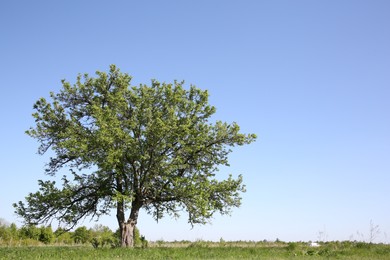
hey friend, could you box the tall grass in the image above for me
[1,241,390,259]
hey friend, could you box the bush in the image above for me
[0,225,11,242]
[91,237,100,248]
[140,235,148,248]
[355,241,372,249]
[90,224,116,248]
[39,226,54,244]
[19,225,40,240]
[188,240,210,248]
[133,226,141,247]
[286,242,297,251]
[72,226,92,244]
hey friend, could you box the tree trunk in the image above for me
[117,199,141,247]
[121,220,136,247]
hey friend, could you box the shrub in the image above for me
[133,227,148,248]
[355,241,372,249]
[39,226,54,244]
[140,235,148,248]
[286,242,297,251]
[133,226,141,247]
[188,239,210,248]
[72,226,92,244]
[19,225,40,240]
[91,237,100,248]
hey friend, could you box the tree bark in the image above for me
[117,199,141,247]
[121,220,136,247]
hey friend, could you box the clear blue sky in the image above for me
[1,1,389,243]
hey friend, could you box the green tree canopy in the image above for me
[14,65,256,247]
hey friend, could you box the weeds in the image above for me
[1,241,390,259]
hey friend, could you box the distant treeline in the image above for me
[0,221,146,248]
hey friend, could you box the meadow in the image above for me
[1,241,390,260]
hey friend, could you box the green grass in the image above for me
[1,242,390,260]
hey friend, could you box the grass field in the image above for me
[1,241,390,260]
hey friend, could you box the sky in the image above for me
[1,0,389,243]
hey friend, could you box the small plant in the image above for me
[91,237,100,248]
[369,220,380,244]
[140,235,148,248]
[286,242,297,251]
[305,249,318,256]
[156,239,165,247]
[355,241,372,249]
[318,248,332,256]
[317,226,328,242]
[188,239,209,248]
[39,226,54,244]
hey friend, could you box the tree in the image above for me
[9,223,19,240]
[54,227,73,244]
[90,224,115,248]
[39,225,54,244]
[19,225,40,240]
[0,221,11,242]
[72,226,92,244]
[14,65,256,247]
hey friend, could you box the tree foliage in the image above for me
[0,223,116,246]
[39,225,54,244]
[72,226,92,244]
[14,65,256,246]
